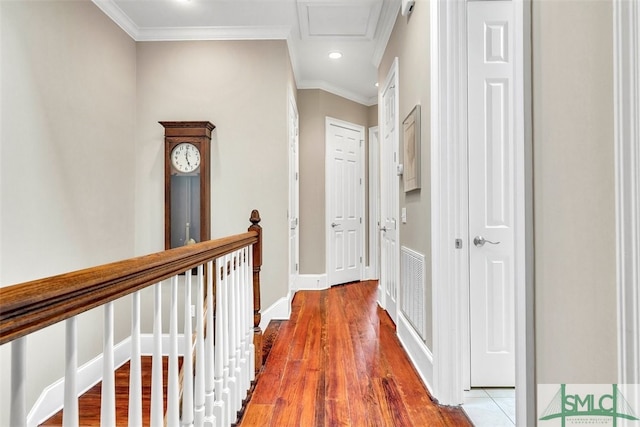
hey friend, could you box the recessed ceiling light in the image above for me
[375,82,379,87]
[328,51,343,59]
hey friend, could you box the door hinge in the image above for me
[360,256,363,264]
[455,238,463,249]
[360,217,362,224]
[296,263,299,271]
[295,172,299,180]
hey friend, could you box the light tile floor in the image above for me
[463,388,516,426]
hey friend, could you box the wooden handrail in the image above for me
[0,229,258,346]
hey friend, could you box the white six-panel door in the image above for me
[326,117,364,286]
[468,0,516,387]
[380,60,399,324]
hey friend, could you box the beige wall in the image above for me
[368,104,379,128]
[135,40,291,312]
[298,89,372,274]
[0,6,293,423]
[532,0,617,383]
[0,0,137,423]
[378,3,432,348]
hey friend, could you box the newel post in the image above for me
[248,210,263,374]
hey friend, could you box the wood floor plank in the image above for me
[333,290,371,425]
[325,398,351,427]
[238,403,274,426]
[297,369,320,426]
[269,359,307,426]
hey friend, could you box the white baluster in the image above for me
[167,275,180,427]
[243,247,252,386]
[248,245,255,381]
[222,254,235,425]
[182,270,194,427]
[213,259,227,427]
[151,283,164,427]
[63,318,78,427]
[10,337,26,427]
[205,261,216,426]
[195,265,205,427]
[233,253,243,409]
[101,302,116,426]
[227,254,239,416]
[238,249,248,395]
[246,247,253,383]
[129,292,142,427]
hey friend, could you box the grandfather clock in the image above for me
[161,121,214,250]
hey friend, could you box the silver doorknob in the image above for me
[473,236,500,247]
[380,226,388,232]
[331,222,339,228]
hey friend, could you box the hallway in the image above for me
[239,281,471,426]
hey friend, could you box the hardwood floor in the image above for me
[240,281,472,427]
[40,281,471,426]
[40,356,174,427]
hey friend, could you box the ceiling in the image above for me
[92,0,402,106]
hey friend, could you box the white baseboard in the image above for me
[27,337,131,427]
[295,274,328,290]
[397,313,435,396]
[259,292,292,331]
[27,334,187,427]
[139,333,187,355]
[364,266,378,281]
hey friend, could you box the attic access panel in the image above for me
[297,0,383,39]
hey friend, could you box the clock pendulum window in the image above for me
[160,121,214,250]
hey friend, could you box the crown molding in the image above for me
[92,0,138,40]
[92,0,291,42]
[372,0,400,67]
[135,26,291,42]
[297,80,377,106]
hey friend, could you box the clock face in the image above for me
[171,142,201,173]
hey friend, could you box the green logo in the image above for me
[539,384,639,426]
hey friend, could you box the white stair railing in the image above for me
[1,210,263,427]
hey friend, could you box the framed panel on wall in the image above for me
[403,104,421,192]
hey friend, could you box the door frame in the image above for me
[378,58,400,315]
[466,0,518,388]
[430,0,534,424]
[325,116,365,287]
[366,126,380,280]
[614,0,640,386]
[288,88,300,292]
